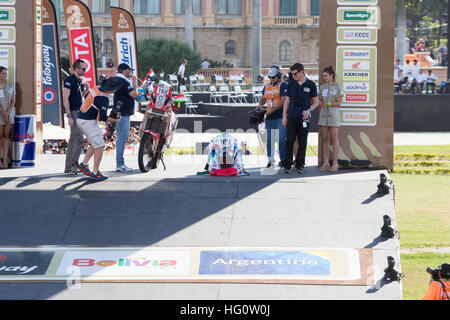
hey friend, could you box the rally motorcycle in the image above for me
[138,80,185,172]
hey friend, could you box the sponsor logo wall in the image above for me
[0,0,16,87]
[336,0,379,127]
[0,247,370,284]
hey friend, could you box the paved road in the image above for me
[0,154,402,300]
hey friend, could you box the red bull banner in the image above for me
[111,7,138,77]
[42,0,63,127]
[62,0,97,88]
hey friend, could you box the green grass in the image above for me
[391,144,450,300]
[394,145,450,154]
[400,253,450,300]
[391,174,450,248]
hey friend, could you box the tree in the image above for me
[137,38,201,79]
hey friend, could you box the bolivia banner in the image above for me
[42,0,63,127]
[111,7,138,77]
[62,0,97,88]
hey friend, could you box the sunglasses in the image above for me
[291,71,299,76]
[268,76,277,79]
[77,67,86,71]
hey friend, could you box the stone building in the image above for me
[57,0,320,68]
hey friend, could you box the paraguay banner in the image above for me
[111,7,138,77]
[62,0,97,88]
[42,0,63,127]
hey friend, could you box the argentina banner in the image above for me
[111,7,138,77]
[42,0,63,126]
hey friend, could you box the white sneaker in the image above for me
[116,165,133,172]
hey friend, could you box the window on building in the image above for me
[134,0,160,15]
[225,40,236,55]
[216,0,241,15]
[279,41,291,62]
[104,40,114,54]
[279,0,297,16]
[91,0,119,14]
[310,0,320,16]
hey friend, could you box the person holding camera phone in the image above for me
[63,59,90,175]
[114,63,139,172]
[424,263,450,300]
[76,77,122,181]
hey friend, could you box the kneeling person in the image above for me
[77,77,122,181]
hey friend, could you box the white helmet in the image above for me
[267,66,282,78]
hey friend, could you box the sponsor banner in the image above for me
[0,247,368,284]
[343,71,371,81]
[0,7,15,24]
[115,32,137,75]
[343,82,370,92]
[340,108,377,126]
[0,26,15,43]
[337,27,378,44]
[69,27,95,88]
[0,251,54,275]
[0,0,16,6]
[42,0,63,126]
[0,45,14,84]
[337,7,379,25]
[337,0,378,5]
[337,46,377,107]
[63,0,97,87]
[343,60,371,70]
[111,7,138,77]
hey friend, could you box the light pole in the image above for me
[94,33,102,68]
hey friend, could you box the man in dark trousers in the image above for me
[63,59,90,174]
[114,63,138,172]
[282,63,319,174]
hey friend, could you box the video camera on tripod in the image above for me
[106,100,123,140]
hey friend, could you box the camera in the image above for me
[106,101,123,140]
[427,267,441,281]
[248,108,266,126]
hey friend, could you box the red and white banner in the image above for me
[62,0,97,88]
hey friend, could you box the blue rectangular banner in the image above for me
[199,250,331,275]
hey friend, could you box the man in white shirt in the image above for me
[425,70,437,94]
[201,58,210,69]
[177,59,187,92]
[402,60,411,81]
[412,69,427,94]
[411,59,421,80]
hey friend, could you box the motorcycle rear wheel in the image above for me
[138,133,158,172]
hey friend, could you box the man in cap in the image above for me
[77,77,122,181]
[257,66,287,168]
[114,63,139,172]
[424,263,450,300]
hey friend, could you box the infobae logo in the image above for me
[199,250,330,275]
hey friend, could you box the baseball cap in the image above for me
[118,63,134,71]
[439,263,450,278]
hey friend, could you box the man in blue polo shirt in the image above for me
[114,63,138,172]
[282,63,319,174]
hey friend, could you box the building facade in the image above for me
[57,0,320,69]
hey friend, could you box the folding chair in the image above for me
[233,85,248,103]
[189,75,201,92]
[209,85,223,103]
[252,85,264,103]
[168,74,179,93]
[220,85,236,103]
[180,85,198,114]
[214,75,225,86]
[197,74,210,92]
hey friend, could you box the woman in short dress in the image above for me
[318,66,343,172]
[0,67,15,169]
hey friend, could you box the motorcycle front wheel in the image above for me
[138,133,158,172]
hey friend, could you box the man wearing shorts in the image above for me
[76,77,122,181]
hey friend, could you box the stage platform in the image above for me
[0,154,402,300]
